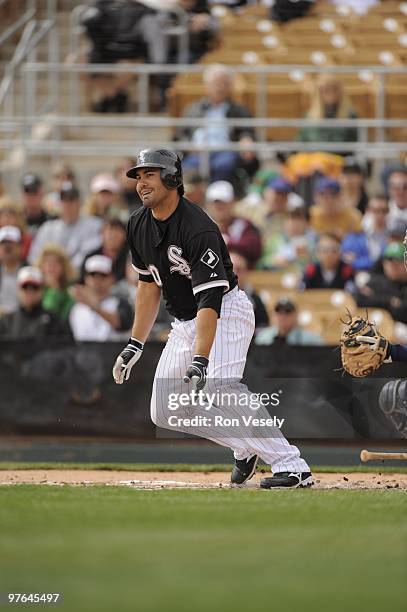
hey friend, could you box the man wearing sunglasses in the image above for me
[69,254,133,341]
[0,266,71,339]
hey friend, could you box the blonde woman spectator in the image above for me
[35,244,76,320]
[0,196,32,260]
[84,173,128,222]
[298,75,358,145]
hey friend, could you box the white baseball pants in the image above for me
[151,286,310,473]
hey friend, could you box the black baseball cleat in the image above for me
[260,472,314,489]
[231,455,258,485]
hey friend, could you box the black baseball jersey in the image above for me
[126,197,238,320]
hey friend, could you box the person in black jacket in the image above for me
[0,266,72,339]
[354,241,407,324]
[302,233,354,290]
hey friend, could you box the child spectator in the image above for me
[69,255,133,341]
[303,233,354,289]
[35,244,76,320]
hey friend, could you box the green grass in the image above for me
[1,461,407,473]
[0,486,406,612]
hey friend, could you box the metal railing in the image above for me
[0,0,35,48]
[19,61,407,128]
[0,0,58,119]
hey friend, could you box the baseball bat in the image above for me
[360,449,407,462]
[183,374,200,392]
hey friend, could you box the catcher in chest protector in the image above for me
[340,230,407,437]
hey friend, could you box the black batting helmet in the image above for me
[126,148,183,191]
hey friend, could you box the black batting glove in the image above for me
[112,337,144,384]
[183,355,209,392]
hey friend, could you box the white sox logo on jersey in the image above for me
[167,245,192,279]
[200,248,219,269]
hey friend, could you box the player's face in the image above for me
[134,168,168,208]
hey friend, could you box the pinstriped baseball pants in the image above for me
[151,286,310,473]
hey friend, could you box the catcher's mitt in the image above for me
[340,314,389,377]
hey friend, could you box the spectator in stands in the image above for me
[35,244,76,320]
[0,196,32,260]
[81,218,128,282]
[0,266,72,339]
[339,160,369,214]
[272,206,317,270]
[270,0,315,22]
[69,255,133,341]
[309,176,362,239]
[0,226,25,315]
[205,180,262,267]
[360,194,389,260]
[240,177,295,269]
[176,64,259,187]
[84,173,127,222]
[114,158,143,212]
[44,163,77,217]
[303,233,354,290]
[113,259,172,340]
[298,75,358,147]
[184,171,207,208]
[353,242,407,324]
[20,173,53,237]
[82,0,168,112]
[169,1,219,63]
[230,251,269,329]
[387,218,407,245]
[255,298,324,346]
[29,182,102,272]
[387,167,407,225]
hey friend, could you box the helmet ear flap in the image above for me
[161,168,181,189]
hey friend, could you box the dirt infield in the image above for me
[0,470,406,490]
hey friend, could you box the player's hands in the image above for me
[183,355,209,392]
[112,338,144,384]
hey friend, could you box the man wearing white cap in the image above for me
[0,225,25,315]
[205,180,262,267]
[69,255,133,341]
[0,266,71,338]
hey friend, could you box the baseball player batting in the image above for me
[113,148,312,488]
